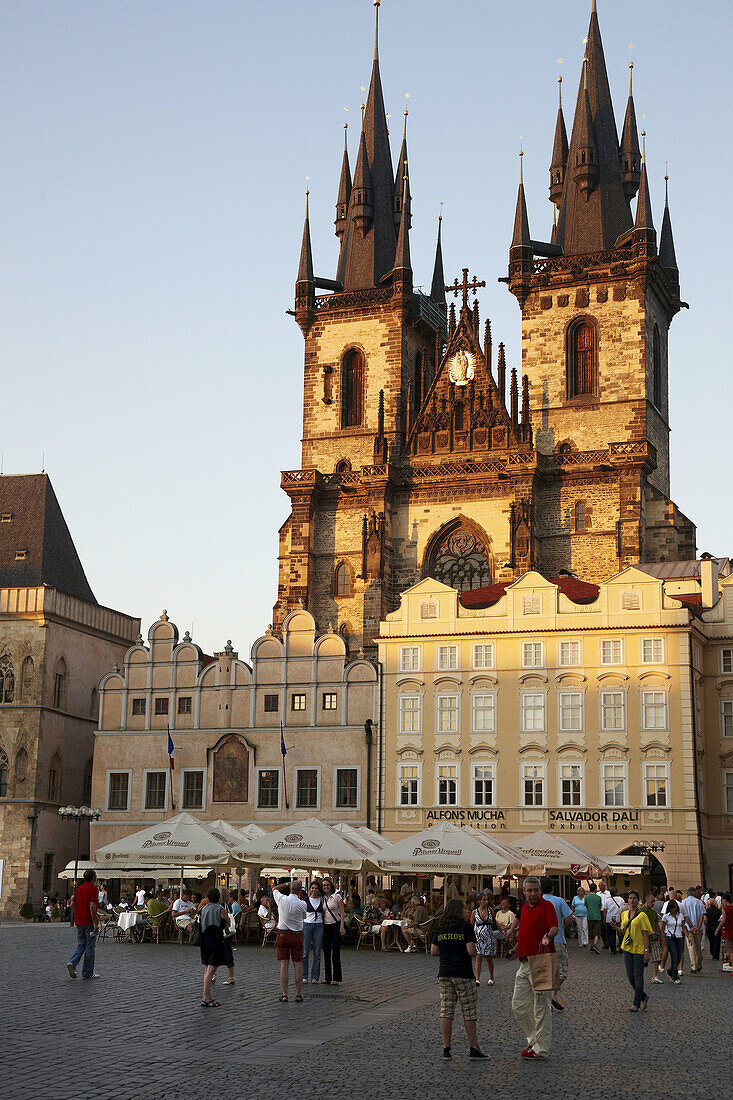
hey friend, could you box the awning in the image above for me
[601,855,649,876]
[59,861,215,880]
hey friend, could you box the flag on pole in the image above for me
[167,728,175,770]
[280,720,287,757]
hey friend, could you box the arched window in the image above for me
[48,752,62,802]
[341,348,364,428]
[0,750,8,797]
[575,501,587,531]
[90,687,99,720]
[15,747,28,783]
[334,562,351,597]
[339,623,351,657]
[453,401,464,432]
[425,522,492,592]
[0,657,14,703]
[413,352,423,412]
[567,319,597,399]
[20,656,34,700]
[652,325,663,410]
[53,657,67,709]
[335,458,351,475]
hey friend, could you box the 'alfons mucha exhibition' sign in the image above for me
[425,808,641,831]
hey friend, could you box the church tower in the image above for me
[507,1,694,573]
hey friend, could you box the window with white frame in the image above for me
[644,763,668,807]
[336,768,359,808]
[559,692,583,731]
[438,764,457,806]
[472,693,496,733]
[601,690,626,731]
[399,695,421,734]
[472,644,495,669]
[522,642,544,668]
[720,648,733,675]
[473,764,494,806]
[522,764,544,806]
[144,771,167,810]
[601,639,623,664]
[602,763,626,807]
[257,769,280,809]
[560,763,582,806]
[558,640,580,667]
[642,690,668,730]
[437,645,458,671]
[521,692,545,732]
[721,700,733,737]
[107,771,130,811]
[725,771,733,814]
[399,646,421,672]
[182,770,204,810]
[399,764,419,806]
[295,768,319,809]
[436,694,459,733]
[641,638,664,663]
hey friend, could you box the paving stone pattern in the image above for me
[1,925,730,1100]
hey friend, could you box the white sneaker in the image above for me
[487,979,495,986]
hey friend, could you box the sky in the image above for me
[1,0,730,657]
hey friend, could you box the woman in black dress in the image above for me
[200,887,228,1007]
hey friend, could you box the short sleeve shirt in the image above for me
[543,893,573,945]
[73,881,98,926]
[517,899,557,959]
[570,895,588,918]
[620,909,652,954]
[584,892,602,921]
[722,903,733,940]
[273,889,307,932]
[435,919,476,979]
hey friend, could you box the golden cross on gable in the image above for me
[446,267,486,308]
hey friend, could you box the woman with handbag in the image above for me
[619,889,651,1011]
[642,892,664,983]
[471,893,498,985]
[303,880,325,983]
[662,899,688,983]
[199,887,228,1007]
[321,878,345,986]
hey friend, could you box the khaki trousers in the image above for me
[685,931,703,971]
[512,959,552,1058]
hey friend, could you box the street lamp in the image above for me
[58,805,101,892]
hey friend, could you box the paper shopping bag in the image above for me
[527,951,559,992]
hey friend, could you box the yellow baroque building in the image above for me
[377,560,733,889]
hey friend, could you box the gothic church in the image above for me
[273,1,694,654]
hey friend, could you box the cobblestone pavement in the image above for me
[1,924,730,1100]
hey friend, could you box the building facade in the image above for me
[376,559,733,889]
[91,608,378,855]
[0,475,139,918]
[273,2,694,656]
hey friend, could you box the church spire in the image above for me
[632,132,656,258]
[297,187,314,284]
[394,96,410,230]
[549,68,568,207]
[337,0,397,290]
[392,163,412,287]
[295,186,315,335]
[555,1,632,254]
[511,149,531,252]
[621,55,641,201]
[335,116,352,241]
[430,209,446,309]
[659,169,678,281]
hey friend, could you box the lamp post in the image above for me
[58,805,101,898]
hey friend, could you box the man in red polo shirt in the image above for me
[510,876,558,1060]
[66,869,100,980]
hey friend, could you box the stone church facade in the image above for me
[273,2,694,656]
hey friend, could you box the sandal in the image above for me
[279,994,288,1002]
[295,994,303,1002]
[223,979,235,985]
[200,1000,221,1007]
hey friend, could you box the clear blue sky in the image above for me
[1,1,729,655]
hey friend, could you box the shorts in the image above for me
[648,935,663,963]
[588,920,603,939]
[555,942,569,982]
[438,976,478,1022]
[276,929,304,962]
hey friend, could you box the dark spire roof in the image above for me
[634,156,654,231]
[392,161,411,278]
[297,190,314,284]
[659,174,678,274]
[555,3,632,254]
[511,154,531,251]
[549,75,568,206]
[334,124,352,241]
[0,474,96,603]
[337,4,397,290]
[430,213,446,308]
[620,62,641,201]
[394,108,409,230]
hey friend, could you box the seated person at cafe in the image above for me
[172,890,196,919]
[401,896,430,951]
[147,889,169,927]
[258,895,276,931]
[363,895,383,924]
[495,895,518,948]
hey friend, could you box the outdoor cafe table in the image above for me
[380,919,409,950]
[117,910,145,933]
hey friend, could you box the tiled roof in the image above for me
[460,575,600,610]
[0,474,96,603]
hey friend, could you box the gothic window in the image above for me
[15,747,28,783]
[0,750,8,797]
[453,401,464,432]
[425,523,492,592]
[567,318,597,400]
[413,352,423,412]
[0,657,14,703]
[334,562,351,597]
[339,623,352,656]
[335,459,351,475]
[341,348,364,428]
[575,501,587,532]
[21,656,34,700]
[48,752,62,802]
[53,657,67,709]
[652,325,663,410]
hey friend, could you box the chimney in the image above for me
[700,555,719,608]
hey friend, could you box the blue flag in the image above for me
[167,728,175,770]
[280,721,287,757]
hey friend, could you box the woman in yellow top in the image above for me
[620,889,652,1012]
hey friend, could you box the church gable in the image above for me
[405,297,531,460]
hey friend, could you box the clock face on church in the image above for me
[448,347,476,387]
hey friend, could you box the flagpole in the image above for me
[168,725,176,811]
[281,721,289,810]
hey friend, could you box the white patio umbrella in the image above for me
[374,823,510,878]
[512,830,612,877]
[230,817,375,873]
[461,827,527,876]
[330,821,385,856]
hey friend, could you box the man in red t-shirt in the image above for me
[715,894,733,969]
[510,876,558,1060]
[66,869,100,980]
